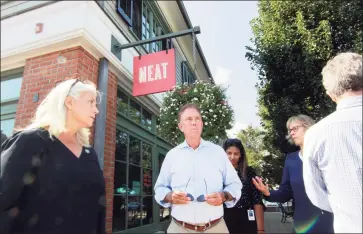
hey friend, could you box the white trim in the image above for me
[1,1,164,111]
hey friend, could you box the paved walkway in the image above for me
[265,212,294,233]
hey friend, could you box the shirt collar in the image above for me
[179,138,207,150]
[336,95,362,110]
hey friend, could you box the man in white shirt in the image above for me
[303,52,362,233]
[154,103,242,233]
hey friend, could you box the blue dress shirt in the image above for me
[154,139,242,224]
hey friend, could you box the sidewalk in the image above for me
[264,212,294,233]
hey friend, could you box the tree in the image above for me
[246,0,363,184]
[237,126,266,174]
[158,81,234,145]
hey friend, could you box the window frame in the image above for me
[116,0,172,54]
[116,87,154,133]
[113,128,155,231]
[181,61,196,85]
[1,68,24,137]
[117,0,133,26]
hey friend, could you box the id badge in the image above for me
[247,209,255,221]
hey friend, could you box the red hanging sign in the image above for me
[133,49,176,96]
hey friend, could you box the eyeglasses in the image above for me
[67,78,88,96]
[185,178,208,202]
[288,125,304,133]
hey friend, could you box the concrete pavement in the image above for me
[264,212,294,233]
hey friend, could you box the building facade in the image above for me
[0,1,213,233]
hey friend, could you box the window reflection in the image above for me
[142,142,152,169]
[156,118,162,136]
[1,77,22,101]
[160,205,171,222]
[141,109,152,131]
[113,196,126,232]
[115,130,128,162]
[114,162,127,194]
[127,196,142,228]
[0,118,15,137]
[128,165,141,196]
[143,197,153,225]
[143,169,152,195]
[129,136,141,165]
[158,153,166,171]
[117,89,128,115]
[129,99,141,124]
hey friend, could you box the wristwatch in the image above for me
[223,192,229,202]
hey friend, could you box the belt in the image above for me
[173,217,222,232]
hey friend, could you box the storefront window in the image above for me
[117,89,156,133]
[129,136,141,165]
[112,196,127,231]
[115,130,128,162]
[143,197,153,225]
[129,165,141,196]
[129,99,141,124]
[113,130,157,231]
[117,90,129,116]
[141,109,152,131]
[156,118,162,136]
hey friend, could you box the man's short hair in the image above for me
[178,103,202,122]
[322,52,362,96]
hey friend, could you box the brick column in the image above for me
[103,71,117,233]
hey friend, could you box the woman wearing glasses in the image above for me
[252,115,334,233]
[0,78,105,234]
[223,138,265,234]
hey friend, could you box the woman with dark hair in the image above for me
[223,138,265,234]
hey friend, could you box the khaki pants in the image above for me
[167,218,229,233]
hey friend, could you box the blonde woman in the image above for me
[252,115,334,233]
[0,79,105,234]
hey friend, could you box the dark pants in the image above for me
[224,207,257,234]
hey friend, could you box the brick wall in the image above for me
[15,46,99,129]
[104,71,117,234]
[14,46,118,233]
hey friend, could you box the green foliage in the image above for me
[246,0,363,185]
[237,126,266,175]
[158,81,234,145]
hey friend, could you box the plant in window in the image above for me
[158,81,234,145]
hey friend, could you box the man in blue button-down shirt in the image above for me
[154,103,242,233]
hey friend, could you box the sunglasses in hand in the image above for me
[184,178,208,202]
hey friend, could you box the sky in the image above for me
[183,1,260,137]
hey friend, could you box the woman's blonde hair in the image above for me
[25,78,100,147]
[285,114,315,144]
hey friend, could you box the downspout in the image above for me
[94,58,109,169]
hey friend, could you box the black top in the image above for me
[0,128,105,234]
[225,166,263,209]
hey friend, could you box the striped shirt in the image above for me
[303,95,362,233]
